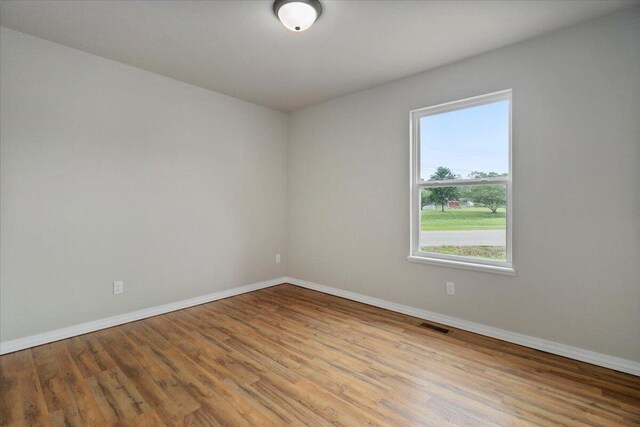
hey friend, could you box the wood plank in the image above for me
[1,284,638,426]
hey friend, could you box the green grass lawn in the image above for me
[420,207,506,231]
[421,245,506,260]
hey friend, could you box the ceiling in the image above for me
[1,0,636,112]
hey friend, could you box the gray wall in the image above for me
[1,28,288,341]
[2,8,639,363]
[287,9,640,361]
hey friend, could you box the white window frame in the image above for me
[408,89,515,275]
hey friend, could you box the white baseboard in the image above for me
[3,275,638,376]
[0,277,286,355]
[283,277,640,376]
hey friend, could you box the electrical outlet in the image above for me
[275,254,281,263]
[446,282,455,295]
[113,280,124,295]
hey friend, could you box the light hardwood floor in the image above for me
[1,284,639,426]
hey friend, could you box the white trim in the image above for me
[0,277,286,355]
[407,255,515,276]
[4,275,638,376]
[284,276,640,376]
[418,177,508,188]
[410,89,513,273]
[416,243,512,268]
[411,89,513,117]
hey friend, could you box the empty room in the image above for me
[1,0,639,425]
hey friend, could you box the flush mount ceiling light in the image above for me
[273,0,322,32]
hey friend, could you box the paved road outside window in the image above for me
[420,230,505,246]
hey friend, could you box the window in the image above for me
[409,90,514,275]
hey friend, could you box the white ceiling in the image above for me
[1,0,636,112]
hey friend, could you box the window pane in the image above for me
[420,100,509,182]
[419,184,507,261]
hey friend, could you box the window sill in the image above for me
[407,255,516,276]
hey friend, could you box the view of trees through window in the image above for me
[417,95,510,263]
[420,167,507,261]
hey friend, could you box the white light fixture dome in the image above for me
[273,0,322,32]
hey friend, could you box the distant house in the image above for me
[448,201,461,209]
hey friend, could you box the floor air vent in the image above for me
[419,322,451,334]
